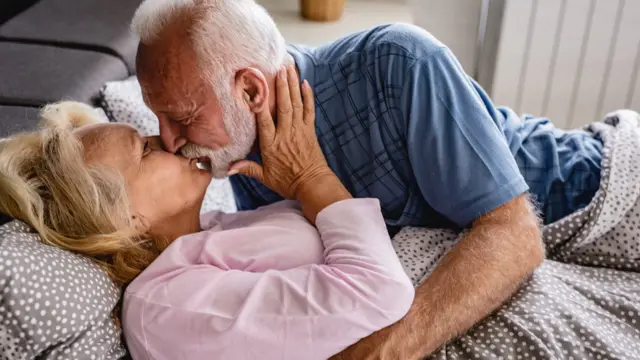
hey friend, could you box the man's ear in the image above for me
[234,68,269,113]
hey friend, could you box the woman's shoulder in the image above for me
[124,200,318,296]
[200,200,302,230]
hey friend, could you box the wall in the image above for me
[411,0,640,129]
[409,0,485,74]
[490,0,640,128]
[261,0,412,46]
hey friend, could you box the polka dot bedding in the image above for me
[99,76,237,215]
[99,77,640,359]
[393,110,640,360]
[0,221,125,359]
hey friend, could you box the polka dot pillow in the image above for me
[99,76,237,214]
[0,221,125,359]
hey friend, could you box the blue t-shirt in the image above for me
[231,24,602,231]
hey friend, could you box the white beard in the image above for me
[181,89,256,179]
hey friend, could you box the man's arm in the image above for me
[334,24,544,358]
[332,194,544,359]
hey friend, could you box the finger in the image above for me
[276,66,292,133]
[286,65,303,125]
[301,80,316,126]
[228,160,264,182]
[255,103,276,147]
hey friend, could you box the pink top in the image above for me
[123,199,414,360]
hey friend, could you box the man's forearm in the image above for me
[333,195,544,360]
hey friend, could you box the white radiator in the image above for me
[488,0,640,129]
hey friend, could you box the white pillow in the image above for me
[99,77,237,214]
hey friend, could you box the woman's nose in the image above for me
[158,118,188,154]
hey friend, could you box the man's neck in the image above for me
[248,54,301,159]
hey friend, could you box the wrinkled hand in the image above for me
[230,65,331,200]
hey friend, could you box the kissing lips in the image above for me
[191,157,212,172]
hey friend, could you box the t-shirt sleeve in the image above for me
[230,175,269,211]
[230,153,286,211]
[403,47,529,227]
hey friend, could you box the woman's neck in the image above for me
[149,206,201,250]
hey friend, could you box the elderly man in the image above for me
[130,0,603,358]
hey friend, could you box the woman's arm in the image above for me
[123,198,414,360]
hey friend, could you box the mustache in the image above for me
[180,142,214,159]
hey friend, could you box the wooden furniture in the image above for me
[300,0,345,22]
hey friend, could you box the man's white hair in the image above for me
[131,0,288,90]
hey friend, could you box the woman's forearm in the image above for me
[296,171,353,223]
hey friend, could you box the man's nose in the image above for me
[158,118,188,154]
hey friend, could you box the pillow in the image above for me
[0,221,125,359]
[99,77,237,214]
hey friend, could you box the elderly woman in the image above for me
[0,67,413,360]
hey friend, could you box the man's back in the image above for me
[231,24,603,230]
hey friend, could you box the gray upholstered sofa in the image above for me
[0,0,142,225]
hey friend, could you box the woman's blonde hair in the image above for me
[0,102,160,286]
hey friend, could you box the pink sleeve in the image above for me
[124,199,414,360]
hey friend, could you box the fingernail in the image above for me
[302,80,309,89]
[279,69,286,79]
[227,169,239,176]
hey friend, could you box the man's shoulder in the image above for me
[363,23,447,58]
[291,23,447,65]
